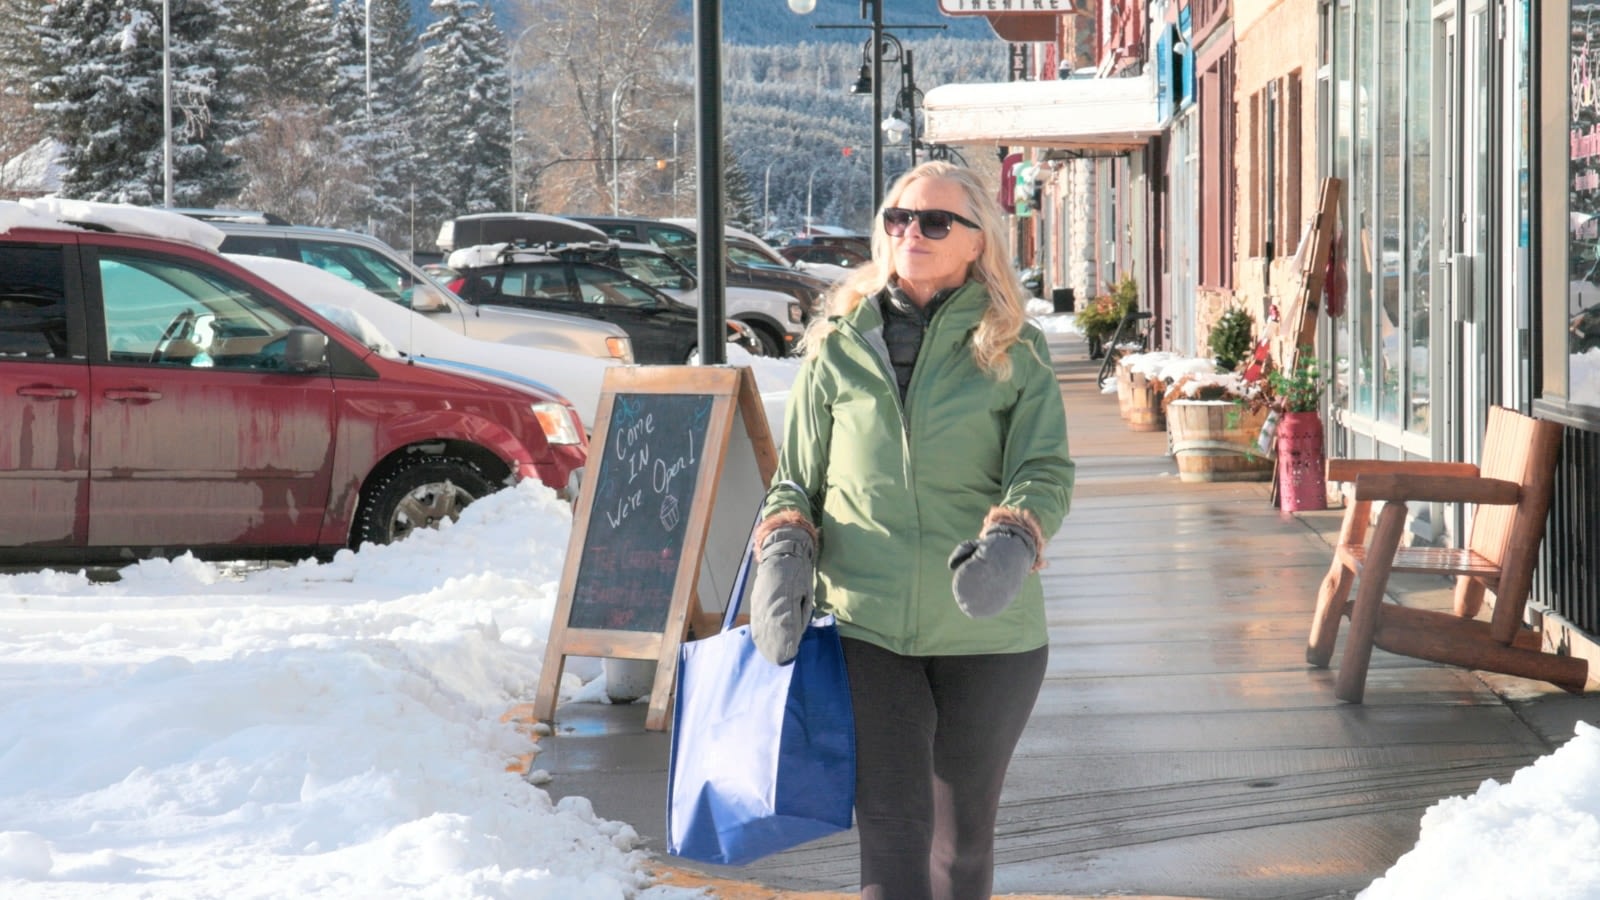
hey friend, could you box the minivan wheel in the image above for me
[353,456,495,547]
[744,323,783,357]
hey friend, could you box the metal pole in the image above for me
[364,0,373,235]
[672,118,680,217]
[694,0,726,365]
[806,169,815,232]
[611,80,626,216]
[363,0,372,121]
[764,163,773,233]
[906,49,917,168]
[508,24,538,212]
[162,0,172,206]
[868,0,883,212]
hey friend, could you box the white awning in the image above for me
[921,73,1162,155]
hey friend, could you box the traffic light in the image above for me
[656,159,668,170]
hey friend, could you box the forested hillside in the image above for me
[458,0,996,44]
[715,37,1009,230]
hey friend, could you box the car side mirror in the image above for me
[408,284,451,313]
[283,326,328,372]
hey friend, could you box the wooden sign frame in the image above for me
[532,365,778,731]
[1272,176,1344,374]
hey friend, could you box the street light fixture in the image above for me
[788,1,942,214]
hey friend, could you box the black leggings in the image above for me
[841,637,1048,900]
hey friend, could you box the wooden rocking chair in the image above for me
[1306,406,1587,702]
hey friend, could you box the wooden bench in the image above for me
[1305,406,1587,702]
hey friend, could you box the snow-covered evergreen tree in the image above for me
[223,0,335,108]
[416,0,508,232]
[222,0,354,223]
[33,0,245,205]
[723,146,757,232]
[327,0,420,245]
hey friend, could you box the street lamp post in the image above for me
[764,162,774,234]
[610,76,633,216]
[162,0,172,206]
[363,0,372,121]
[508,23,538,212]
[789,0,942,213]
[880,46,917,168]
[805,166,819,232]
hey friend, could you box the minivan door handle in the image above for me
[17,384,78,399]
[103,388,163,403]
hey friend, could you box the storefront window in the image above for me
[1570,3,1600,407]
[1327,2,1350,411]
[1378,3,1405,427]
[1404,0,1432,434]
[1348,0,1378,418]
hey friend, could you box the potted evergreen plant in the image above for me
[1208,306,1256,372]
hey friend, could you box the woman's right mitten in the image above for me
[750,523,816,665]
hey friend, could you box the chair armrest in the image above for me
[1352,472,1522,505]
[1326,459,1480,483]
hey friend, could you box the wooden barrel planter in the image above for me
[1167,400,1273,482]
[1126,372,1166,432]
[1115,361,1135,420]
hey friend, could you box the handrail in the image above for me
[1096,310,1153,387]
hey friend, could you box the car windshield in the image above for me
[570,264,665,309]
[726,243,792,271]
[615,250,692,290]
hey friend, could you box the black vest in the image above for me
[879,285,954,405]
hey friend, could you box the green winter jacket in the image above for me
[761,280,1075,656]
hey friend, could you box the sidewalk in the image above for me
[536,330,1600,899]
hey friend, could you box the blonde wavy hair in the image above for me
[800,160,1030,379]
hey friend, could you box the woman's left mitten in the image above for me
[948,524,1036,619]
[750,524,816,664]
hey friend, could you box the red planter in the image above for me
[1276,411,1327,512]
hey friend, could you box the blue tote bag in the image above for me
[666,532,856,866]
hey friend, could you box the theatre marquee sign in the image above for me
[938,0,1070,13]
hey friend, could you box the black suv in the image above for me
[442,243,758,364]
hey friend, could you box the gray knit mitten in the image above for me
[750,523,816,665]
[948,523,1037,619]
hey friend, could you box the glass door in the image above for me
[1433,1,1496,470]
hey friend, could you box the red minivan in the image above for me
[0,201,587,566]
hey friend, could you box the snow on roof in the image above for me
[0,197,226,251]
[447,243,517,269]
[0,200,65,233]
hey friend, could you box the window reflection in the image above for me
[1572,4,1600,407]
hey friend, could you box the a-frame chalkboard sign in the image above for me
[532,365,778,731]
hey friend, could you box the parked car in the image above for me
[570,214,833,316]
[566,213,700,251]
[443,242,761,364]
[779,238,870,271]
[436,212,608,253]
[563,213,838,313]
[175,210,634,363]
[0,199,587,565]
[228,254,616,429]
[607,241,805,356]
[659,219,838,310]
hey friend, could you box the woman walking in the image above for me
[750,160,1076,899]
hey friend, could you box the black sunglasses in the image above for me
[881,207,981,240]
